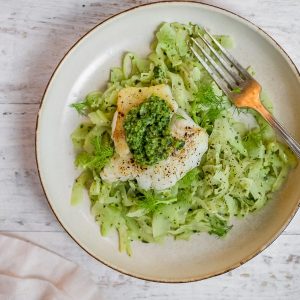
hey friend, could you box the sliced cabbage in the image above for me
[70,22,297,255]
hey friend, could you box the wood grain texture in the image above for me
[2,232,300,300]
[1,0,300,299]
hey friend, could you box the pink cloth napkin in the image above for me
[0,234,103,300]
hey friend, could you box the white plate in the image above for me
[36,1,300,282]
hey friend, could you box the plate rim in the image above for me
[35,0,300,283]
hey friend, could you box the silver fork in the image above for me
[190,29,300,159]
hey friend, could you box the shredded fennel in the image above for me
[71,22,297,255]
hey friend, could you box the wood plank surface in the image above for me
[1,0,300,299]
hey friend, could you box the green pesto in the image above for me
[124,95,184,166]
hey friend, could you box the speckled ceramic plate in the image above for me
[36,1,300,282]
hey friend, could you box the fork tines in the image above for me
[190,28,251,97]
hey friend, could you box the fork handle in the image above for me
[255,104,300,159]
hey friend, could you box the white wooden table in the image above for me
[1,0,300,299]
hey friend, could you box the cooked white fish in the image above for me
[112,84,178,157]
[101,85,208,190]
